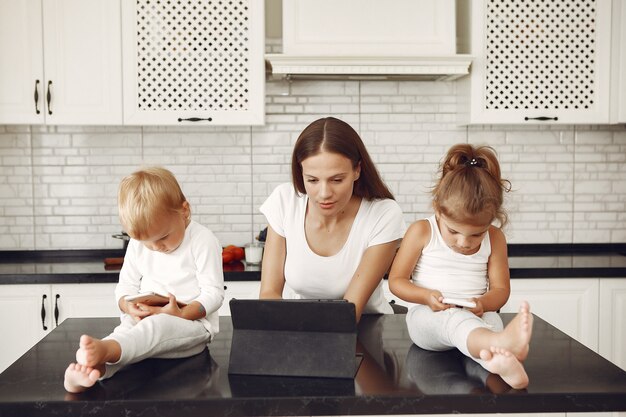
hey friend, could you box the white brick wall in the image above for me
[1,80,625,249]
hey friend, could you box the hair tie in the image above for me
[465,158,479,167]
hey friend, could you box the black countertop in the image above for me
[0,314,625,416]
[1,244,625,284]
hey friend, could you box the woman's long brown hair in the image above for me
[291,117,394,200]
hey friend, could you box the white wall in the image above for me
[1,76,624,249]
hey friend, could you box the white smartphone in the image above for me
[442,297,476,309]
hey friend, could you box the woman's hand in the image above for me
[427,290,450,312]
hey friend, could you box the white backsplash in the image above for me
[0,79,625,249]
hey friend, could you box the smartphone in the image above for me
[124,292,187,307]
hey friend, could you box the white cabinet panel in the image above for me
[0,285,50,373]
[42,0,122,125]
[0,283,118,374]
[599,279,626,370]
[0,0,44,124]
[501,278,600,351]
[0,0,122,125]
[50,283,120,326]
[220,281,260,316]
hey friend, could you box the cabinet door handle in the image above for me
[54,294,60,327]
[46,80,53,115]
[177,117,212,122]
[524,116,558,121]
[41,294,48,331]
[34,80,41,114]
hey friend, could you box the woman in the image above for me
[259,117,406,321]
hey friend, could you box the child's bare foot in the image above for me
[75,335,121,368]
[480,347,529,389]
[483,301,533,361]
[468,301,533,361]
[63,363,102,393]
[497,301,533,361]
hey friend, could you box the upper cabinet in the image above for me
[0,0,123,125]
[462,0,612,124]
[121,0,265,126]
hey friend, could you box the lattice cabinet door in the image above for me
[465,0,612,124]
[122,0,265,125]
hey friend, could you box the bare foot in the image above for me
[63,363,102,393]
[75,335,121,368]
[480,347,529,389]
[468,301,533,361]
[500,301,533,361]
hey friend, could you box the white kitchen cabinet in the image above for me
[0,285,50,374]
[219,281,260,316]
[500,278,600,352]
[0,283,118,373]
[0,0,122,125]
[121,0,265,126]
[462,0,612,124]
[599,279,626,370]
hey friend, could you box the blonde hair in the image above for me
[432,144,511,227]
[118,167,188,238]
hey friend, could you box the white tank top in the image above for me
[410,215,490,299]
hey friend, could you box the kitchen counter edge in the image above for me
[1,244,625,285]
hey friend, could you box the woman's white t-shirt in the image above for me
[260,183,406,314]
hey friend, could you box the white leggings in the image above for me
[406,305,503,370]
[102,313,212,379]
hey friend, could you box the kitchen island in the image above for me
[0,313,625,416]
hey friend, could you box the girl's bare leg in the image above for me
[467,301,533,361]
[480,347,529,389]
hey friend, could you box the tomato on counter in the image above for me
[222,250,235,264]
[222,245,245,264]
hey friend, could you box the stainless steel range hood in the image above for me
[265,54,473,82]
